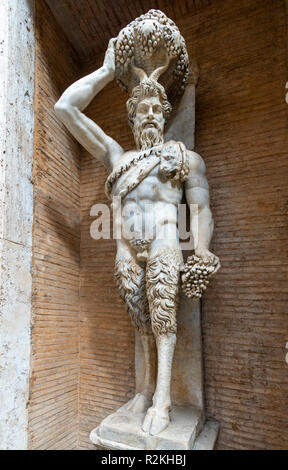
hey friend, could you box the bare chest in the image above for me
[123,164,183,206]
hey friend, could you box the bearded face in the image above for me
[133,96,165,150]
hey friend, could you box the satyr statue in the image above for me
[55,10,220,437]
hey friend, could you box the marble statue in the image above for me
[55,10,220,443]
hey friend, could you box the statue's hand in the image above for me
[195,247,221,272]
[103,37,117,77]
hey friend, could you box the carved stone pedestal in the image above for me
[90,295,219,450]
[90,405,219,450]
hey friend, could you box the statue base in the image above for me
[90,405,219,450]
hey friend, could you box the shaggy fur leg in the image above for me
[146,250,181,336]
[143,250,181,435]
[115,252,155,412]
[115,257,150,334]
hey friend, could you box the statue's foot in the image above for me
[142,405,170,435]
[122,393,152,413]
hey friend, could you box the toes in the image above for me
[142,407,170,435]
[150,413,169,435]
[141,408,154,433]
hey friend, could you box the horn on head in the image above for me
[149,55,170,82]
[132,60,148,83]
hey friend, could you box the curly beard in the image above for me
[133,124,164,150]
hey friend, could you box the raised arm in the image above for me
[54,38,124,171]
[185,151,219,266]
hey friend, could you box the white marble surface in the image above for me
[135,294,204,410]
[56,11,220,441]
[193,420,220,450]
[164,83,195,151]
[90,405,204,450]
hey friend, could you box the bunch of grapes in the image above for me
[181,255,217,299]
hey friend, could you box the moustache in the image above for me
[139,120,161,132]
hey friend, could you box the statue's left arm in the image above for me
[185,151,219,266]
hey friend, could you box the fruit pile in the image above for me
[181,255,219,299]
[115,9,189,99]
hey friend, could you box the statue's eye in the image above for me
[137,104,148,114]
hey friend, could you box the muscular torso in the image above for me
[112,149,184,252]
[54,63,213,264]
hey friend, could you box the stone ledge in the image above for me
[192,420,220,450]
[90,405,218,450]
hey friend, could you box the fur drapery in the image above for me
[146,250,181,336]
[115,258,150,334]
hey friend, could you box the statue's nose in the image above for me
[147,107,154,119]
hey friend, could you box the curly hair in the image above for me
[126,79,172,128]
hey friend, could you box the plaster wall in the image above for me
[0,0,35,450]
